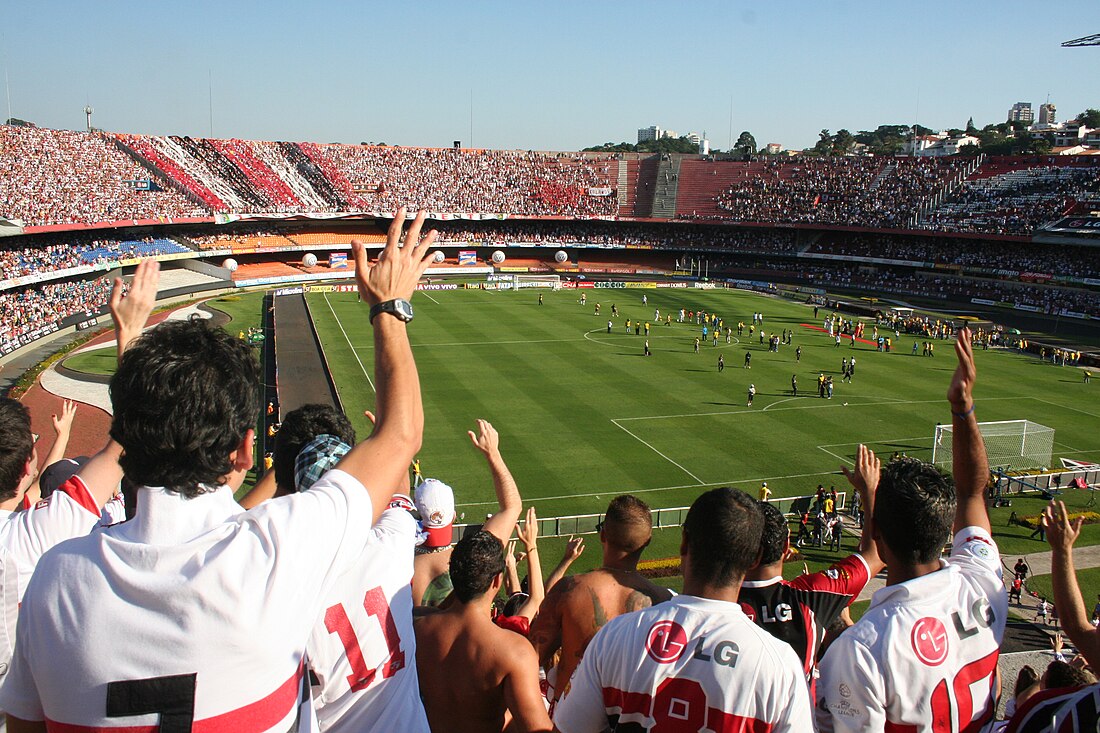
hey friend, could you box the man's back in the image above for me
[0,472,374,730]
[817,528,1007,732]
[533,567,671,701]
[415,606,543,733]
[412,548,454,607]
[552,595,811,732]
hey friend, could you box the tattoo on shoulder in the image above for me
[625,590,653,613]
[587,587,609,631]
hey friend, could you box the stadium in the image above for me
[1,6,1100,731]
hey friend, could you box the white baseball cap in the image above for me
[415,478,456,548]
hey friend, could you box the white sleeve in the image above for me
[950,526,1002,578]
[0,570,45,721]
[772,650,814,733]
[816,635,885,733]
[552,627,609,733]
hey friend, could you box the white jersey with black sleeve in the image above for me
[307,506,429,733]
[816,526,1008,733]
[0,468,376,732]
[553,594,811,733]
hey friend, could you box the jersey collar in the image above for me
[113,485,243,545]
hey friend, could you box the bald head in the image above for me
[602,495,653,555]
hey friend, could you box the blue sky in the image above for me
[2,1,1096,151]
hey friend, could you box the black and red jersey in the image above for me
[739,553,871,681]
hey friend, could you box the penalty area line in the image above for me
[610,418,706,486]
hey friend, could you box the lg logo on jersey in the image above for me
[643,621,740,668]
[738,602,792,623]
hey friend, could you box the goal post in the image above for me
[932,419,1054,472]
[513,273,562,290]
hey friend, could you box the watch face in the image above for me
[395,299,414,321]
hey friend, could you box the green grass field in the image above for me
[307,285,1100,523]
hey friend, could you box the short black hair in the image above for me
[273,404,356,494]
[873,457,955,565]
[683,488,763,587]
[110,318,260,498]
[0,398,33,501]
[603,495,653,554]
[757,501,789,566]
[449,530,505,603]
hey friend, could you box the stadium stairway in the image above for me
[650,155,680,218]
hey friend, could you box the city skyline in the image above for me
[1,1,1096,152]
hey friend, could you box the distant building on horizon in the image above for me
[637,125,662,143]
[1039,103,1056,126]
[1008,102,1034,125]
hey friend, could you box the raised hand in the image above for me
[517,506,538,550]
[51,400,77,436]
[563,536,585,562]
[1043,500,1084,555]
[109,259,160,359]
[841,444,880,496]
[351,208,437,308]
[948,327,976,413]
[467,419,501,458]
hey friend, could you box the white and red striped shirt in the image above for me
[553,594,811,733]
[817,526,1007,733]
[0,469,375,732]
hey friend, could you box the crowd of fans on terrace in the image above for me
[807,234,1100,280]
[0,126,204,226]
[921,165,1100,235]
[0,277,115,350]
[713,156,973,228]
[0,236,188,282]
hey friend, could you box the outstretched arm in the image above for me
[470,420,523,544]
[841,444,884,576]
[948,328,990,534]
[503,642,553,733]
[110,259,160,361]
[25,401,79,505]
[514,507,545,621]
[1044,501,1100,668]
[546,536,585,593]
[334,209,435,524]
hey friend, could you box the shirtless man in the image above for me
[530,495,672,705]
[415,531,552,733]
[412,420,521,607]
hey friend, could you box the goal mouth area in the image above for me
[932,419,1055,473]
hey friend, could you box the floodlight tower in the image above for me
[84,105,93,133]
[1062,34,1100,47]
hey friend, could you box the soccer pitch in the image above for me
[307,286,1100,522]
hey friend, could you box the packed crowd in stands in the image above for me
[921,165,1100,235]
[715,257,1100,317]
[0,236,189,283]
[3,244,1093,733]
[0,126,205,226]
[713,155,973,229]
[317,145,620,216]
[808,233,1100,280]
[0,276,116,350]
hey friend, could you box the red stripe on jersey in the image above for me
[707,707,774,732]
[56,476,99,517]
[44,668,301,733]
[602,686,652,716]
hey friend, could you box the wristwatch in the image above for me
[369,298,414,324]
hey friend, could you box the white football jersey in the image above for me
[817,526,1008,733]
[553,595,811,733]
[0,469,375,732]
[308,507,429,733]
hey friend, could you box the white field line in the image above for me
[324,292,375,393]
[613,396,1030,423]
[817,446,855,465]
[610,418,706,486]
[1055,441,1082,452]
[420,291,440,305]
[1030,397,1100,420]
[817,436,933,448]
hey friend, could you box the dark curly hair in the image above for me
[0,398,33,501]
[110,318,260,498]
[449,530,505,603]
[757,500,790,566]
[873,457,955,565]
[273,404,356,494]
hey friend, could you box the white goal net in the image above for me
[513,274,562,290]
[932,419,1054,472]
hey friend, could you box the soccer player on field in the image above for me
[552,488,811,732]
[740,445,883,692]
[0,209,436,732]
[817,327,1006,733]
